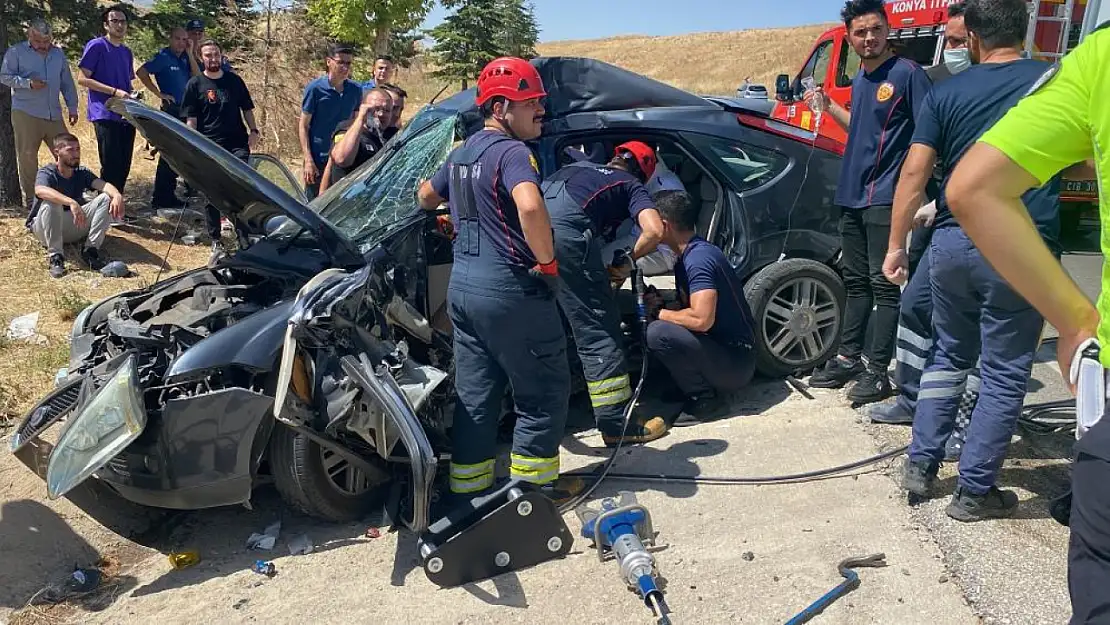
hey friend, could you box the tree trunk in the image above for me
[373,26,391,56]
[0,0,23,208]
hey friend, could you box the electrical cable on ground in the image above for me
[563,399,1077,488]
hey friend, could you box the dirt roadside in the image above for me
[0,380,993,625]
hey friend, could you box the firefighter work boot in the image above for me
[808,356,865,389]
[869,398,914,425]
[946,486,1019,522]
[848,366,892,404]
[902,458,938,503]
[601,415,669,447]
[540,475,587,507]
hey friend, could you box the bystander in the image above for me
[1,18,79,213]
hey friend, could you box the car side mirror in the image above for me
[775,74,792,101]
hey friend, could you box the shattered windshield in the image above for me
[270,107,458,253]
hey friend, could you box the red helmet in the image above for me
[475,57,546,106]
[614,141,658,182]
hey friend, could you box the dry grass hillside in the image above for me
[537,24,834,95]
[0,23,828,426]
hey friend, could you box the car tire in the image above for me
[744,259,845,377]
[269,424,391,522]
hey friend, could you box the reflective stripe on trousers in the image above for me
[450,459,495,494]
[588,374,632,408]
[510,453,560,486]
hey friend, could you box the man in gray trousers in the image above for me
[26,132,124,278]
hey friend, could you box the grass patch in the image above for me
[52,287,91,322]
[27,340,71,374]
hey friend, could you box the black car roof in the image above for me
[435,56,718,129]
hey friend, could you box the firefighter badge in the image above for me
[876,82,895,103]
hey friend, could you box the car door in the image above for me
[249,153,308,204]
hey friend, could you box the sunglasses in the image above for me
[330,58,352,66]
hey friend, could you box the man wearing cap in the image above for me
[541,141,669,446]
[136,26,198,209]
[417,57,583,506]
[299,43,361,199]
[184,19,232,73]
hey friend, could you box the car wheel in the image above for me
[269,424,391,522]
[744,259,845,377]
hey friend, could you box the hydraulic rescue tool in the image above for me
[417,479,574,588]
[785,553,887,625]
[577,491,671,625]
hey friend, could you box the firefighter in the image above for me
[943,18,1109,620]
[871,0,983,463]
[882,0,1061,521]
[543,141,669,446]
[416,57,582,504]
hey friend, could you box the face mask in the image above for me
[943,47,971,74]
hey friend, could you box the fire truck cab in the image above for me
[770,0,1105,242]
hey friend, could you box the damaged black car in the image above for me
[10,57,844,532]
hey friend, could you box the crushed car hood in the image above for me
[108,98,362,268]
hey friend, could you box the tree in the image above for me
[426,0,505,90]
[497,0,538,60]
[0,0,106,208]
[130,0,256,62]
[305,0,433,54]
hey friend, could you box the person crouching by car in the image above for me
[319,87,392,193]
[27,132,124,278]
[645,190,757,425]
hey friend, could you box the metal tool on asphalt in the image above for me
[417,479,574,588]
[785,553,887,625]
[577,491,671,625]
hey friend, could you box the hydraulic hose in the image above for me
[561,400,1077,489]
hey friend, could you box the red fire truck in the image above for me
[770,0,1105,239]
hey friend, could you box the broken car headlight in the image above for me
[46,354,147,499]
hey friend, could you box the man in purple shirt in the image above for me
[77,5,138,199]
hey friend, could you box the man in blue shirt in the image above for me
[1,19,79,213]
[299,43,361,199]
[137,27,198,208]
[360,55,395,92]
[645,190,758,424]
[804,0,932,403]
[883,0,1059,522]
[543,141,668,446]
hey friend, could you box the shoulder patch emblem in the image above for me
[529,153,539,173]
[1023,63,1060,98]
[876,82,895,103]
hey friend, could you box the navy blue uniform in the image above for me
[543,162,654,434]
[429,129,570,495]
[833,56,932,376]
[647,236,757,398]
[143,47,194,207]
[908,59,1060,497]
